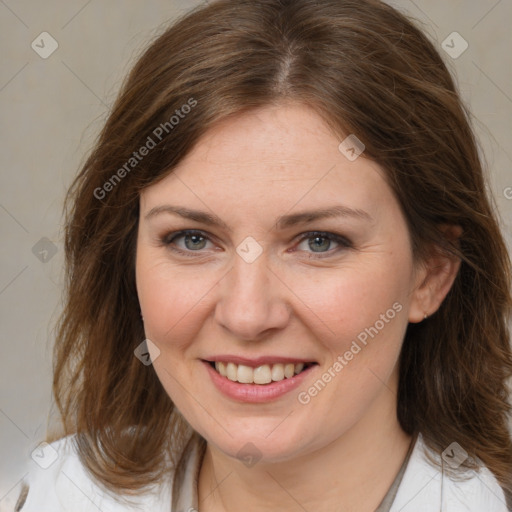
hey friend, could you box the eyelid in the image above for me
[161,229,213,246]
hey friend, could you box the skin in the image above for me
[135,102,460,512]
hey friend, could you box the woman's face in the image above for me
[136,102,424,462]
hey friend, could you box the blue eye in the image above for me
[295,231,351,256]
[160,229,351,258]
[162,230,213,255]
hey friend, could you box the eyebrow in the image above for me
[144,204,372,231]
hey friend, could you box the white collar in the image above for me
[390,434,509,511]
[20,433,509,511]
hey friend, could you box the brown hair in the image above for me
[52,0,512,497]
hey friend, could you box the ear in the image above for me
[408,224,463,323]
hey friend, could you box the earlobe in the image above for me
[408,225,462,323]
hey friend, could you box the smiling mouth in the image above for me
[207,361,317,385]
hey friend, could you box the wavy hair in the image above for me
[51,0,512,497]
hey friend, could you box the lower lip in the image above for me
[203,361,316,403]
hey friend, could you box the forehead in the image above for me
[140,103,394,222]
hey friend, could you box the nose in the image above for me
[214,250,291,341]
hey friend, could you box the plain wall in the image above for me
[1,0,511,508]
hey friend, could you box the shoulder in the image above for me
[391,434,510,512]
[16,435,173,512]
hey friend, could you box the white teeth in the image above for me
[253,365,272,384]
[271,363,284,381]
[226,362,238,381]
[284,363,295,379]
[237,364,253,384]
[215,361,227,377]
[212,361,310,384]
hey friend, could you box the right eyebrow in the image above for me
[144,205,232,232]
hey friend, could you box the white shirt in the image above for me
[16,433,510,511]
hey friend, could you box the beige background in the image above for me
[1,0,511,507]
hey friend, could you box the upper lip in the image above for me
[203,355,317,367]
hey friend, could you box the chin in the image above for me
[202,424,312,465]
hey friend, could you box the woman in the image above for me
[16,0,512,510]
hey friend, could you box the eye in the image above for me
[160,229,352,259]
[161,230,215,256]
[294,231,352,258]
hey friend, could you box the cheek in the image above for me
[136,253,217,351]
[294,258,410,350]
[292,262,410,430]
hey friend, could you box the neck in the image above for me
[198,386,413,512]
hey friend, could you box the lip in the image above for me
[202,360,317,403]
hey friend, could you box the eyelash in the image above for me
[159,229,352,259]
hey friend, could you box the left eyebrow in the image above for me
[144,204,373,231]
[274,205,373,230]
